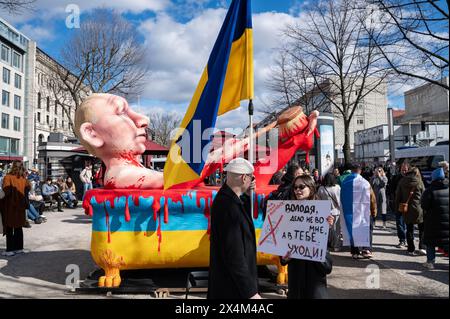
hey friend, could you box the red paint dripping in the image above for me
[103,203,111,243]
[124,197,131,222]
[131,194,140,207]
[104,178,116,189]
[164,197,169,224]
[170,193,185,214]
[253,194,259,219]
[117,151,145,168]
[157,212,162,253]
[152,196,161,221]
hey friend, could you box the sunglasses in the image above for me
[244,174,255,181]
[294,184,308,190]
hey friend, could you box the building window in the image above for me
[357,118,364,125]
[10,138,19,155]
[46,115,49,125]
[1,45,10,62]
[14,95,21,110]
[13,116,20,131]
[2,90,9,106]
[2,113,9,129]
[46,96,50,112]
[55,101,58,115]
[2,67,10,84]
[14,74,21,89]
[37,112,41,123]
[62,120,65,129]
[37,92,41,109]
[54,118,57,129]
[12,51,21,69]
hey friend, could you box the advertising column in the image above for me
[316,113,335,176]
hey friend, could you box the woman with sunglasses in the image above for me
[281,175,334,299]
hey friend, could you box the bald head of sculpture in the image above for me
[75,93,150,159]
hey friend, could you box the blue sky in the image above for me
[3,0,411,129]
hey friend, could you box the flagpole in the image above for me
[248,99,254,215]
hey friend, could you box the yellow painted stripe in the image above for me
[218,28,254,116]
[91,229,277,269]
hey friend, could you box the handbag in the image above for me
[398,187,415,214]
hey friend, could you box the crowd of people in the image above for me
[209,157,448,300]
[0,160,97,257]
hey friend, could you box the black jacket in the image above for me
[207,183,258,299]
[421,180,449,247]
[283,253,333,299]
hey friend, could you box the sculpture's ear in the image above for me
[79,122,104,149]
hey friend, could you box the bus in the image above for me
[395,142,449,186]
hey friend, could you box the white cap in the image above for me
[224,158,254,174]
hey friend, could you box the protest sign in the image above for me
[258,200,331,262]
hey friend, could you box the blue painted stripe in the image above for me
[90,191,265,232]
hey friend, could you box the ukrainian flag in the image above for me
[164,0,253,190]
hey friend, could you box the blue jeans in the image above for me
[426,246,436,263]
[26,204,40,221]
[61,191,76,207]
[82,182,93,200]
[396,212,406,243]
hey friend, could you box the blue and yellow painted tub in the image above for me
[83,186,281,287]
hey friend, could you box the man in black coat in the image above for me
[208,158,261,299]
[421,168,449,269]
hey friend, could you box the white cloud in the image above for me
[139,9,303,128]
[19,24,54,42]
[2,0,169,24]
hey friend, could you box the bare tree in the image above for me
[0,0,35,14]
[147,111,182,147]
[283,0,391,164]
[365,0,449,90]
[49,8,150,134]
[264,50,329,119]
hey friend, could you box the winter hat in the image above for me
[431,168,445,181]
[224,158,254,174]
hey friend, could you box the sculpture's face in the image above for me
[90,95,149,156]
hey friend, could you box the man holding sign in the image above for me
[259,175,334,299]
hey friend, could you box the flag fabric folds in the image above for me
[164,0,253,190]
[340,173,371,247]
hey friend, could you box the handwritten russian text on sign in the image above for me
[257,200,331,262]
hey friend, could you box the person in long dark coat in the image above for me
[281,175,334,299]
[1,160,30,256]
[208,158,261,299]
[395,167,425,254]
[421,168,449,269]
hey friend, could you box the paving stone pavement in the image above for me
[0,208,448,299]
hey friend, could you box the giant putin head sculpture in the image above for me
[74,93,164,189]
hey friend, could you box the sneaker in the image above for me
[396,242,406,248]
[34,218,42,224]
[1,251,15,257]
[58,209,63,212]
[422,262,434,270]
[407,251,418,256]
[24,221,32,228]
[362,250,373,259]
[352,254,361,260]
[418,249,427,256]
[13,249,29,254]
